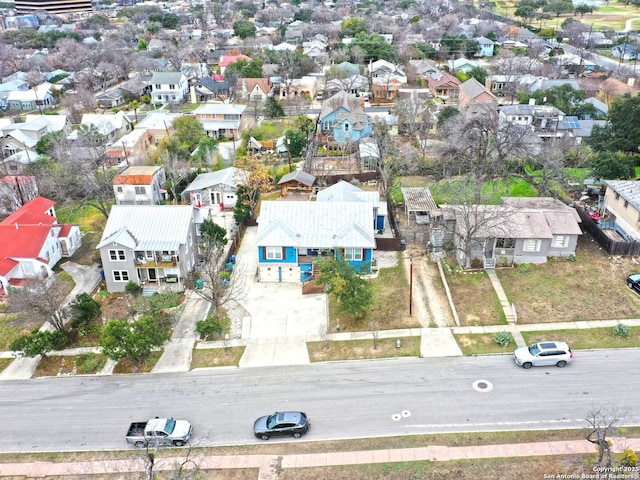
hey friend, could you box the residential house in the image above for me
[25,114,72,135]
[182,167,247,209]
[0,197,82,297]
[0,79,29,110]
[256,201,376,282]
[0,175,39,216]
[325,74,369,96]
[96,89,125,108]
[458,78,497,114]
[0,150,40,175]
[7,82,55,111]
[113,165,166,205]
[148,72,189,105]
[371,70,407,101]
[528,78,581,95]
[193,103,246,139]
[0,116,58,158]
[77,111,133,144]
[317,180,387,231]
[368,59,405,78]
[278,170,316,198]
[194,75,230,101]
[105,129,154,165]
[597,77,637,107]
[271,42,297,52]
[302,39,328,62]
[408,59,439,77]
[601,180,640,242]
[447,57,479,74]
[498,103,567,141]
[476,36,495,57]
[218,54,251,75]
[442,197,582,268]
[133,111,181,145]
[583,97,608,119]
[426,71,461,101]
[96,205,202,293]
[318,90,372,143]
[612,43,638,60]
[235,78,272,102]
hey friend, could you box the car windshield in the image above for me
[266,414,277,429]
[165,418,176,434]
[528,344,541,356]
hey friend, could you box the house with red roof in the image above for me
[0,197,82,298]
[218,54,251,74]
[113,165,166,205]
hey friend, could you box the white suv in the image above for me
[513,341,573,369]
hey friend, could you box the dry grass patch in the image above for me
[38,468,259,479]
[279,455,593,480]
[455,333,515,355]
[191,346,245,368]
[522,327,640,350]
[443,266,504,326]
[0,313,41,350]
[33,353,108,378]
[327,262,421,332]
[0,357,13,373]
[113,351,162,374]
[498,236,640,324]
[308,337,421,362]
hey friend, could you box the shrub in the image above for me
[10,330,68,358]
[147,291,182,312]
[70,293,102,329]
[613,323,630,339]
[620,449,638,467]
[124,280,142,296]
[196,315,230,340]
[493,331,513,347]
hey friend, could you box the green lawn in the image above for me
[522,326,640,349]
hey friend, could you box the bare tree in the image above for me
[7,278,70,332]
[393,94,437,162]
[161,149,192,204]
[527,137,587,197]
[585,404,628,469]
[437,105,535,203]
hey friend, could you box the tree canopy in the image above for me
[315,256,373,318]
[100,316,170,364]
[590,94,640,154]
[233,20,256,39]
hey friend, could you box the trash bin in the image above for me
[229,255,236,264]
[195,279,204,290]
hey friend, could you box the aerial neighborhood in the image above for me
[1,0,640,475]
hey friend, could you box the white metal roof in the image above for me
[96,205,196,251]
[256,201,375,249]
[182,167,247,194]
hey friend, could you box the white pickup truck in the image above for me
[125,417,193,448]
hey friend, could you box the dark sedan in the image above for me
[627,274,640,294]
[253,411,310,440]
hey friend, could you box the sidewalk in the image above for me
[2,437,639,479]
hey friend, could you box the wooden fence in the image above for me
[576,206,640,256]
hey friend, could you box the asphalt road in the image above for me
[1,349,639,453]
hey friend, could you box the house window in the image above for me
[615,192,620,201]
[113,270,130,282]
[552,235,569,248]
[169,84,175,89]
[155,84,161,90]
[135,186,146,195]
[495,238,515,248]
[344,248,363,261]
[522,239,541,252]
[266,246,283,260]
[109,249,126,261]
[624,200,629,208]
[116,186,123,192]
[344,124,350,131]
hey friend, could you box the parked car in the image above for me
[627,274,640,294]
[126,417,193,448]
[253,411,310,440]
[513,341,573,369]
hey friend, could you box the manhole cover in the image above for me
[401,410,411,418]
[472,379,493,393]
[392,413,402,421]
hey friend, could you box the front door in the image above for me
[211,191,222,205]
[148,269,157,281]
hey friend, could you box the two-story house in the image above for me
[235,78,272,102]
[96,205,202,293]
[601,180,640,242]
[458,78,497,114]
[0,197,82,298]
[148,72,189,105]
[256,201,376,283]
[498,103,566,141]
[193,103,246,139]
[77,111,133,144]
[113,165,166,206]
[318,90,372,143]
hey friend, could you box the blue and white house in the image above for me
[318,90,372,143]
[256,201,376,283]
[316,181,388,231]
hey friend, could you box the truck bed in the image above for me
[126,422,147,437]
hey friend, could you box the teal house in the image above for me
[256,201,376,283]
[319,90,373,143]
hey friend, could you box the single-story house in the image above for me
[182,167,247,209]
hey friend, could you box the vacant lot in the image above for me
[444,267,505,326]
[308,337,421,362]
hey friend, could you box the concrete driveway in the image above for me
[234,226,327,367]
